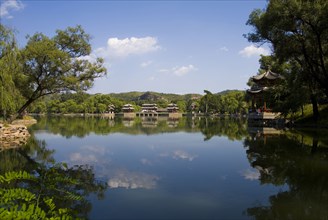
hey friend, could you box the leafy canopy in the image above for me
[0,24,107,119]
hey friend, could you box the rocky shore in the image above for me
[0,123,31,151]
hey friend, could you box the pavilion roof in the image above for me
[252,70,284,81]
[246,86,269,94]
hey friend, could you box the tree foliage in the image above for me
[0,24,107,120]
[0,136,106,219]
[197,90,248,115]
[17,25,107,116]
[245,0,328,98]
[0,25,24,119]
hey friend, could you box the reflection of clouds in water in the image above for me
[69,145,110,165]
[173,150,197,161]
[82,145,106,154]
[140,158,152,165]
[160,150,197,161]
[241,169,260,181]
[108,169,159,189]
[159,152,169,157]
[70,152,98,163]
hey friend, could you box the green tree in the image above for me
[0,25,24,119]
[176,100,186,113]
[199,90,218,114]
[15,25,107,119]
[245,0,328,99]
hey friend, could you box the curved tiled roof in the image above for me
[247,86,269,94]
[252,70,284,81]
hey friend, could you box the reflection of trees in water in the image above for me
[31,116,249,141]
[0,135,106,219]
[244,132,328,220]
[199,117,248,141]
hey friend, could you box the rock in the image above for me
[12,119,37,126]
[0,123,31,151]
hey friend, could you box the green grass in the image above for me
[290,104,328,127]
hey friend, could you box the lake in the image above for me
[1,116,328,219]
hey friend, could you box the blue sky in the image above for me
[1,0,270,94]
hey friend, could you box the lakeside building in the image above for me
[108,104,115,114]
[122,104,134,112]
[167,103,182,118]
[122,104,135,118]
[247,70,285,125]
[141,104,158,112]
[167,103,179,113]
[139,104,158,117]
[247,70,284,112]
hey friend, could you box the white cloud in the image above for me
[173,65,197,76]
[173,150,197,161]
[108,169,159,189]
[69,152,98,163]
[140,60,153,67]
[159,65,197,77]
[160,150,197,161]
[241,169,260,181]
[239,45,269,58]
[0,0,24,19]
[76,54,97,63]
[97,36,161,58]
[220,46,229,52]
[140,158,152,165]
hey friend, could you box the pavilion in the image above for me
[247,70,284,124]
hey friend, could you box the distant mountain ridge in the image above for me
[216,89,242,95]
[108,91,203,102]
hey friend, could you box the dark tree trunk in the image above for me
[310,94,319,122]
[311,136,319,154]
[10,98,36,122]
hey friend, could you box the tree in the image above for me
[245,0,328,98]
[14,25,107,119]
[199,90,218,114]
[0,25,24,119]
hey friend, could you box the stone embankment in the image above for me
[0,123,30,151]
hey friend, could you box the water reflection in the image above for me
[2,116,328,219]
[31,115,249,140]
[244,129,328,219]
[0,136,106,219]
[108,169,160,189]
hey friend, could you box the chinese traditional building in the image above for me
[122,104,135,118]
[247,70,284,112]
[122,104,134,113]
[247,70,285,125]
[141,104,158,112]
[108,104,115,114]
[167,103,182,118]
[167,103,179,113]
[139,104,158,117]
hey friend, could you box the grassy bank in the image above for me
[289,104,328,128]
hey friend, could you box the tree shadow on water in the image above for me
[244,131,328,220]
[0,136,107,219]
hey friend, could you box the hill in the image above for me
[216,90,244,95]
[108,91,202,103]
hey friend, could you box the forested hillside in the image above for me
[27,90,248,115]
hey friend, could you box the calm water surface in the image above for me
[1,116,328,219]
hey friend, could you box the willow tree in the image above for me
[15,25,107,119]
[0,25,24,119]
